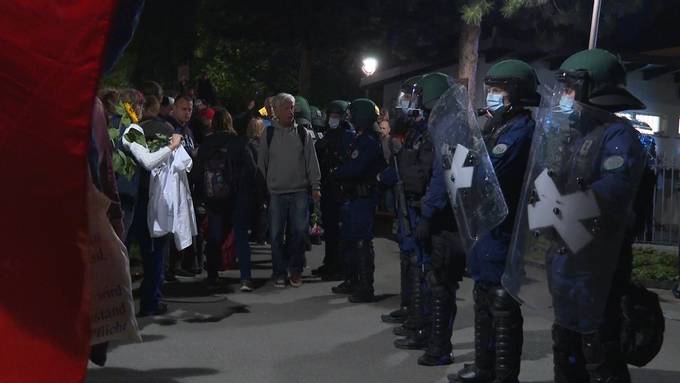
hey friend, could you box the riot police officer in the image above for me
[414,72,466,366]
[310,105,327,136]
[380,75,427,326]
[378,75,438,351]
[448,60,540,383]
[313,100,355,281]
[331,98,385,303]
[503,49,648,383]
[295,95,321,141]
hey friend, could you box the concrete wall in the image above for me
[379,58,680,159]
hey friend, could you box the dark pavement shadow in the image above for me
[521,368,680,383]
[85,367,218,383]
[270,327,449,383]
[106,334,166,353]
[449,328,552,365]
[631,368,680,383]
[373,293,398,302]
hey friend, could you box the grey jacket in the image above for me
[257,121,321,194]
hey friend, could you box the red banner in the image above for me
[0,1,116,382]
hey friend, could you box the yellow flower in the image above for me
[123,101,139,124]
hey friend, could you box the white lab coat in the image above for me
[122,124,198,250]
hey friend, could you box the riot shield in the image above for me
[428,83,508,255]
[502,82,646,333]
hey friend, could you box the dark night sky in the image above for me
[117,0,680,107]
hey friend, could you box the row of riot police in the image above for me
[313,97,386,303]
[311,48,661,383]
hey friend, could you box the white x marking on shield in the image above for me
[527,168,601,254]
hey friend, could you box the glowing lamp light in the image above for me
[362,57,378,77]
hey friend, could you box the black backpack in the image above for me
[204,146,234,200]
[620,283,665,367]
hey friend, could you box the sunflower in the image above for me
[123,101,139,124]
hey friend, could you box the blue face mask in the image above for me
[555,95,575,114]
[486,92,504,111]
[328,117,340,129]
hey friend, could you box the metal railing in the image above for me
[637,153,680,245]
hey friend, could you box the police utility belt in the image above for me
[341,183,376,199]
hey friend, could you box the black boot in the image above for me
[394,255,425,336]
[394,326,430,350]
[450,283,495,383]
[332,241,356,295]
[418,286,455,366]
[332,280,354,294]
[382,253,411,323]
[582,331,631,383]
[349,241,375,303]
[491,287,523,383]
[381,307,408,324]
[552,324,589,383]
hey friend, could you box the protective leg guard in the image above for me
[552,324,589,383]
[349,240,375,303]
[418,285,455,366]
[382,252,411,323]
[582,331,631,383]
[491,287,523,383]
[451,283,495,383]
[332,241,356,295]
[394,255,425,336]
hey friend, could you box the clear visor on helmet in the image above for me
[549,72,588,115]
[395,86,423,118]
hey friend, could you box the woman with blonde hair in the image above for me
[245,117,268,245]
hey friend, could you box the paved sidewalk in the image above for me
[86,239,680,383]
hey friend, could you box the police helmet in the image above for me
[485,59,540,107]
[310,105,326,129]
[420,72,454,110]
[558,49,645,112]
[326,100,349,118]
[294,95,312,122]
[349,98,379,129]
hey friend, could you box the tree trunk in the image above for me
[299,43,312,97]
[458,22,481,105]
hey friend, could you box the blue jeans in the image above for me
[233,194,252,281]
[269,191,308,277]
[126,191,169,313]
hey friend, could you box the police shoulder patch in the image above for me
[603,155,625,171]
[492,143,508,157]
[351,149,359,159]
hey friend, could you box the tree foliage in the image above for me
[101,0,677,109]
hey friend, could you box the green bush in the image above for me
[632,246,678,283]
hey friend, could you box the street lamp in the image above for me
[362,57,378,77]
[362,57,378,97]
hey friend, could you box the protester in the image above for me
[141,80,163,100]
[162,95,200,278]
[141,95,161,121]
[100,88,120,122]
[196,72,217,106]
[160,96,174,119]
[113,88,146,239]
[121,120,183,316]
[193,108,257,291]
[246,117,268,244]
[257,93,321,288]
[167,95,196,156]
